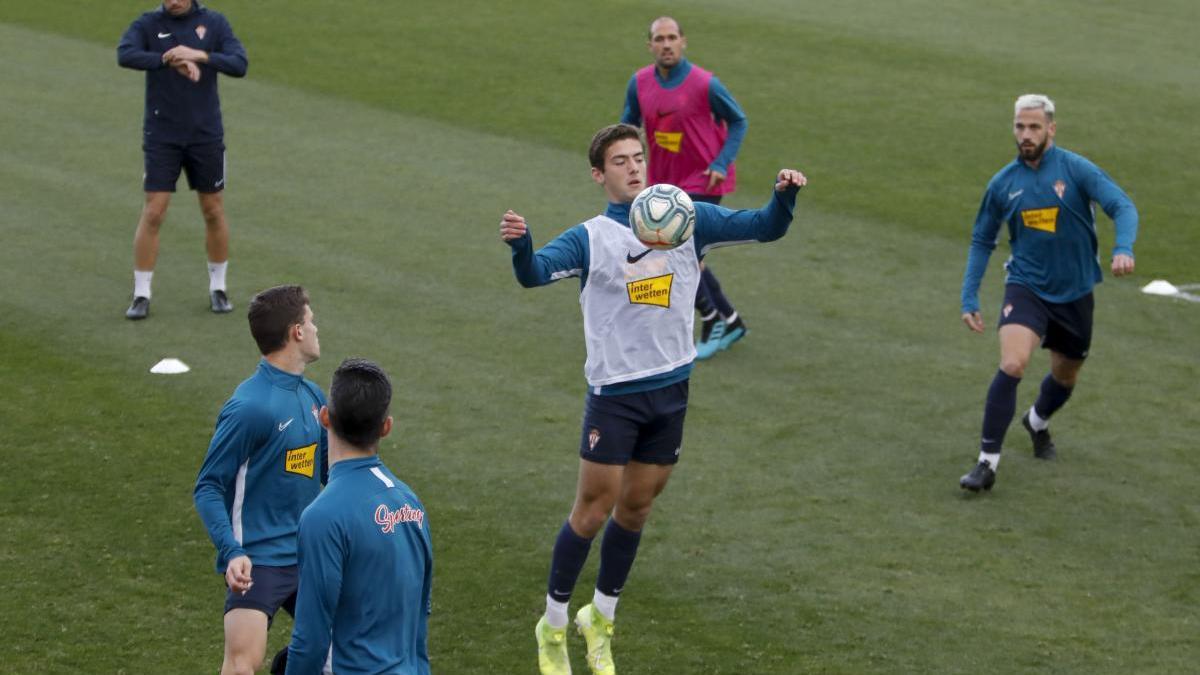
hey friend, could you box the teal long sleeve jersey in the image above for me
[286,456,433,675]
[194,359,328,572]
[961,145,1138,313]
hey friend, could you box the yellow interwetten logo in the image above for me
[285,444,317,478]
[654,131,683,153]
[627,274,673,308]
[1021,207,1058,233]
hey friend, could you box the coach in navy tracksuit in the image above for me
[286,359,434,675]
[117,0,247,320]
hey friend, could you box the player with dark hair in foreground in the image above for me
[284,358,432,674]
[194,284,327,674]
[959,94,1138,492]
[500,123,807,674]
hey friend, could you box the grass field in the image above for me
[2,1,1198,673]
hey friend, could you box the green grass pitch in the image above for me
[1,1,1197,672]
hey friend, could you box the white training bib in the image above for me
[580,215,700,387]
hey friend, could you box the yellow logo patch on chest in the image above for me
[627,274,673,307]
[654,131,683,153]
[1021,207,1059,233]
[285,443,317,478]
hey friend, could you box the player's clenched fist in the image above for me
[500,210,528,242]
[775,169,807,191]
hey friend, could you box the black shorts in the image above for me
[579,380,689,465]
[998,284,1094,360]
[144,140,226,193]
[224,564,297,626]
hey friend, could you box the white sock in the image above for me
[592,590,618,621]
[979,451,1001,470]
[207,261,228,293]
[544,595,569,629]
[134,270,153,299]
[1027,406,1049,431]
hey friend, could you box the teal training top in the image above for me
[961,145,1138,312]
[287,456,432,675]
[194,359,328,572]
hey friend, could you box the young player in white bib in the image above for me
[499,123,807,675]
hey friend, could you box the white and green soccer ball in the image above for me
[630,184,695,250]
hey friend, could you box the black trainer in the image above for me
[268,645,288,674]
[698,317,723,343]
[210,289,233,314]
[959,460,996,492]
[125,296,150,320]
[1021,411,1057,460]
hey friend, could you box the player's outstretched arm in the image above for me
[691,169,806,251]
[499,210,588,288]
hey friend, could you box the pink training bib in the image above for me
[635,64,735,196]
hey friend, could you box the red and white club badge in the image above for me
[195,25,207,40]
[1053,180,1066,199]
[588,428,601,452]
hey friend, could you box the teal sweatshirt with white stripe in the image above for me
[194,359,328,573]
[287,456,433,675]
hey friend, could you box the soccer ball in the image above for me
[630,184,695,250]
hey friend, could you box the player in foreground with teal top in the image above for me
[959,94,1138,492]
[285,359,433,675]
[194,285,328,674]
[500,123,806,674]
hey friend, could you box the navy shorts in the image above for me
[998,284,1094,360]
[579,380,689,465]
[143,140,226,193]
[224,564,297,626]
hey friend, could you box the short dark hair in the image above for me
[648,16,684,40]
[247,285,308,355]
[328,358,392,451]
[588,124,643,170]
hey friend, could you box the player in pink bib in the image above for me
[621,16,752,360]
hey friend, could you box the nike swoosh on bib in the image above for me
[626,249,652,264]
[158,32,172,38]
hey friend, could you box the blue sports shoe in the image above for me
[718,317,747,351]
[695,318,724,360]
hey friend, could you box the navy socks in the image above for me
[547,521,593,603]
[596,519,642,597]
[1033,373,1074,420]
[701,266,735,319]
[981,370,1021,453]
